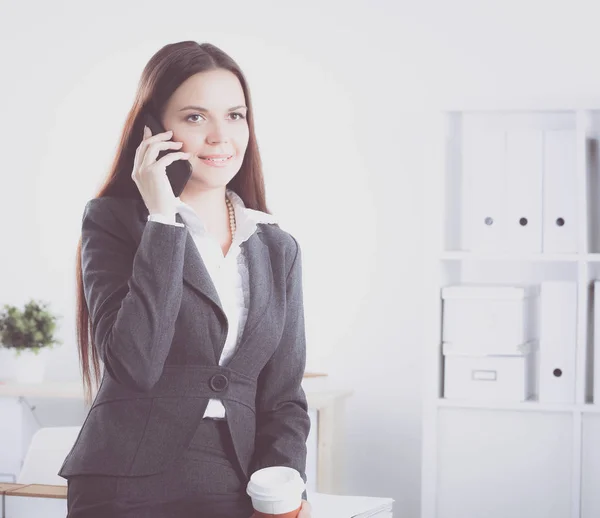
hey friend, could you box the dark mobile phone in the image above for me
[142,111,192,197]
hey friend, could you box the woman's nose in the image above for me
[206,120,229,144]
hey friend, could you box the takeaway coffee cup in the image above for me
[246,466,305,517]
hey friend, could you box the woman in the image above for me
[58,40,312,518]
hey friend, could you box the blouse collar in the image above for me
[175,189,278,246]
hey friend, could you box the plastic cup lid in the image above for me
[246,466,305,501]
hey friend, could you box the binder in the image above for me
[539,281,577,403]
[505,130,543,253]
[594,281,600,405]
[463,129,507,253]
[542,130,578,253]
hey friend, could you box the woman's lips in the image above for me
[198,155,233,167]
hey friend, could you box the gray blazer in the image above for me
[58,196,310,489]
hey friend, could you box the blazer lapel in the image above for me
[180,223,274,362]
[133,204,224,321]
[181,231,223,311]
[227,227,273,362]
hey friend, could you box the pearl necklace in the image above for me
[225,195,236,239]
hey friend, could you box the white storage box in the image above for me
[443,349,537,402]
[442,284,539,354]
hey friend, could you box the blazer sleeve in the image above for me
[81,198,187,392]
[250,236,311,499]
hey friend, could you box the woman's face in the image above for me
[161,68,249,190]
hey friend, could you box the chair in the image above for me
[17,426,80,485]
[4,426,80,518]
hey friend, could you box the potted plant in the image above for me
[0,299,62,383]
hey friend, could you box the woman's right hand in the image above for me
[132,125,191,218]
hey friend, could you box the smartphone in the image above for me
[142,111,192,197]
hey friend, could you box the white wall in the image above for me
[3,1,600,516]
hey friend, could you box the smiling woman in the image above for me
[60,40,312,518]
[160,69,250,196]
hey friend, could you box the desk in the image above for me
[0,377,352,493]
[0,483,67,518]
[0,483,394,518]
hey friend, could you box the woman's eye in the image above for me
[187,114,204,123]
[230,112,246,121]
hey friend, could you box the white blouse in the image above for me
[148,189,278,419]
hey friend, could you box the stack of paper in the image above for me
[310,491,394,518]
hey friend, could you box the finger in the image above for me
[141,141,185,169]
[134,125,154,168]
[155,151,191,169]
[141,139,183,167]
[134,126,148,163]
[298,500,311,517]
[137,129,174,160]
[144,129,173,143]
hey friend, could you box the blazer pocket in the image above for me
[128,397,210,476]
[59,398,153,478]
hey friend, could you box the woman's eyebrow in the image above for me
[178,105,248,112]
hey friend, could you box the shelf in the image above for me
[437,398,600,413]
[423,109,600,518]
[440,251,580,262]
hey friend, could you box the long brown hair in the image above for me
[76,41,270,404]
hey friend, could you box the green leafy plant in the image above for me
[0,300,62,355]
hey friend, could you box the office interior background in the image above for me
[2,1,600,517]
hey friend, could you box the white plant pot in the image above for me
[12,348,47,384]
[0,348,16,382]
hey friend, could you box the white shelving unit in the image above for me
[421,109,600,518]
